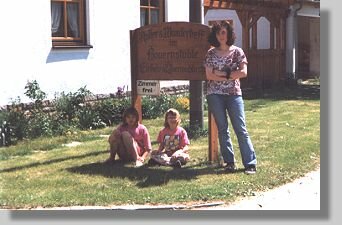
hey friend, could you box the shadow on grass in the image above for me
[0,150,108,173]
[66,160,238,188]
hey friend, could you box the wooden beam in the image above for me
[204,0,290,14]
[204,0,296,8]
[130,30,142,123]
[270,22,274,49]
[208,112,219,162]
[248,14,261,30]
[236,11,249,50]
[252,22,257,49]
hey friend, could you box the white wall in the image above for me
[203,9,243,48]
[165,0,189,22]
[160,0,191,88]
[1,0,192,106]
[1,0,52,105]
[298,4,320,18]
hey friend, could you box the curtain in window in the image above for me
[51,2,62,34]
[67,3,79,37]
[151,10,159,24]
[140,9,146,26]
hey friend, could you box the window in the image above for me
[51,0,87,47]
[140,0,165,26]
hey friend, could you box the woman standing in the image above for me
[204,20,257,174]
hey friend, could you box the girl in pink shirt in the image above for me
[105,107,152,167]
[149,108,190,168]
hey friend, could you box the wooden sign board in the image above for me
[131,22,211,81]
[137,80,160,96]
[130,22,218,162]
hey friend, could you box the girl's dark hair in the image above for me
[207,20,236,47]
[122,107,139,127]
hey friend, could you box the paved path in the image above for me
[197,167,320,210]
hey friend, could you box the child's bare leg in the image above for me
[105,130,121,162]
[170,151,190,166]
[121,131,140,161]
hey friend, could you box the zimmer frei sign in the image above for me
[131,22,211,83]
[136,80,160,96]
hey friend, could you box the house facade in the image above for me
[0,0,190,106]
[0,0,319,106]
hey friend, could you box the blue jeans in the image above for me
[206,94,257,168]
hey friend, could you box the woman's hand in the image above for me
[229,62,247,80]
[205,66,229,81]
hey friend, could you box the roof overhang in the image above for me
[203,0,319,11]
[203,0,296,10]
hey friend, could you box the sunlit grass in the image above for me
[0,91,320,209]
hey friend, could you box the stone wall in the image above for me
[1,85,190,113]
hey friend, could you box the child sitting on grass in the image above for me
[148,108,190,168]
[105,107,152,167]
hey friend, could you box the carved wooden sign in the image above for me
[131,22,210,80]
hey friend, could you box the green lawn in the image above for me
[0,85,320,209]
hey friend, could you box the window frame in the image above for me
[51,0,88,48]
[140,0,165,26]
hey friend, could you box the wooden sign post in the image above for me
[130,22,219,162]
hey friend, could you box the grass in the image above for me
[0,85,320,209]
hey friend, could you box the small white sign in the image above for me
[137,80,160,96]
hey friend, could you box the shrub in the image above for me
[96,97,130,126]
[3,80,196,143]
[54,86,92,122]
[142,95,173,119]
[50,112,77,136]
[24,80,47,107]
[76,105,106,130]
[22,80,54,138]
[3,98,28,141]
[26,111,53,138]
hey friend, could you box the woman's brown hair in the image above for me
[207,20,236,47]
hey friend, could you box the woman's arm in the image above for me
[205,62,248,81]
[156,143,164,153]
[229,62,248,80]
[205,66,229,81]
